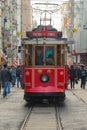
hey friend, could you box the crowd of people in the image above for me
[0,63,22,97]
[69,64,87,89]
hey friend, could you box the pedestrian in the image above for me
[80,65,87,89]
[86,66,87,83]
[76,64,81,81]
[1,63,12,97]
[69,65,77,89]
[16,65,22,88]
[10,66,16,87]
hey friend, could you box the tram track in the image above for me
[71,90,87,105]
[55,103,63,130]
[20,101,63,130]
[20,105,33,130]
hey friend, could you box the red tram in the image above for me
[21,24,69,102]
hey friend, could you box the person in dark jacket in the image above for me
[69,65,77,89]
[80,65,87,89]
[10,66,16,87]
[76,65,81,80]
[1,64,12,97]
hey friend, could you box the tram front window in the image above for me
[45,46,54,65]
[35,46,44,65]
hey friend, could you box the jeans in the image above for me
[16,77,21,87]
[3,81,9,97]
[11,76,16,86]
[70,78,75,89]
[81,77,86,89]
[7,81,11,93]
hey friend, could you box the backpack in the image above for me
[81,69,86,77]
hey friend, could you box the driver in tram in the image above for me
[35,49,43,65]
[46,54,54,65]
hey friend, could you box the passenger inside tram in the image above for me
[46,54,54,65]
[35,47,44,65]
[45,46,54,65]
[35,46,54,66]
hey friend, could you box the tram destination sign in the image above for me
[32,27,57,37]
[26,26,62,38]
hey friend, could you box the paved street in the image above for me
[68,80,87,104]
[60,80,87,130]
[0,81,87,130]
[0,87,28,130]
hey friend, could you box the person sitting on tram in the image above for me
[46,54,54,65]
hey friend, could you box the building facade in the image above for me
[21,0,32,38]
[62,0,87,66]
[1,0,18,66]
[73,0,87,66]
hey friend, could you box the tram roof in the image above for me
[22,38,67,45]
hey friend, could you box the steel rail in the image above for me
[55,103,63,130]
[20,106,33,130]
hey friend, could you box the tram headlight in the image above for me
[47,69,51,74]
[40,74,49,83]
[38,69,42,74]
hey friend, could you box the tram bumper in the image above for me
[24,91,65,101]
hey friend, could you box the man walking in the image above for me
[80,65,87,89]
[10,66,16,87]
[1,63,12,97]
[69,65,77,89]
[16,65,22,88]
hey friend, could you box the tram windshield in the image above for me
[35,46,54,66]
[24,44,66,67]
[45,46,54,65]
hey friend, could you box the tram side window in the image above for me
[45,46,54,65]
[28,45,32,65]
[57,45,61,66]
[35,46,44,65]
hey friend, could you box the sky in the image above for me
[31,0,69,30]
